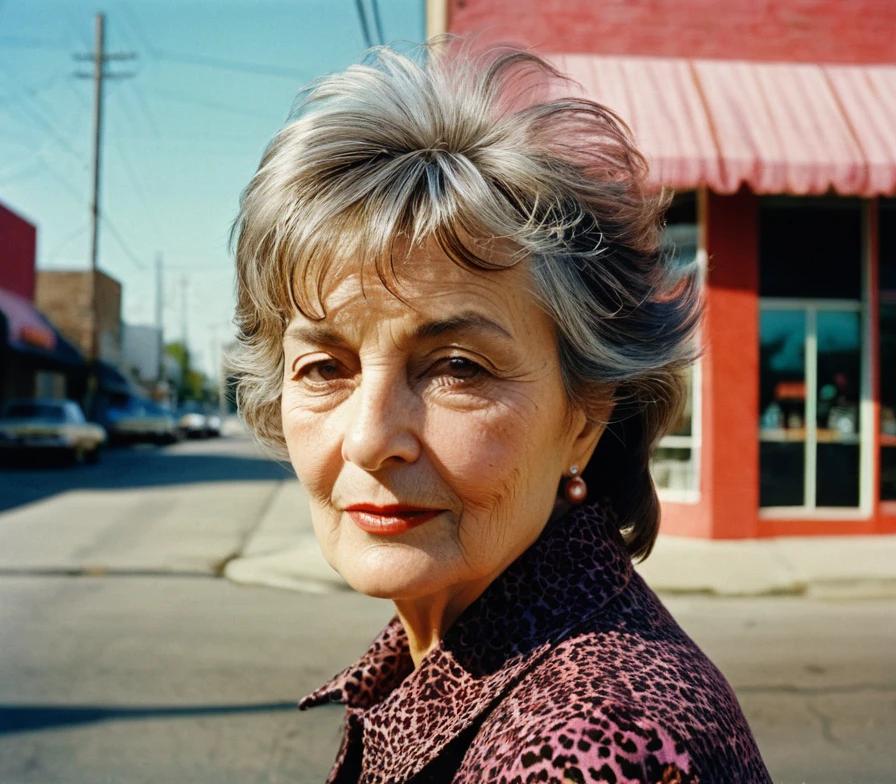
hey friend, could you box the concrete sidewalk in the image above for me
[225,480,896,598]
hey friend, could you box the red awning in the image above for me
[0,287,85,367]
[548,54,896,197]
[0,287,56,351]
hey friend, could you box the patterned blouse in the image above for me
[300,501,773,783]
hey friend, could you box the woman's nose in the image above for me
[341,372,421,472]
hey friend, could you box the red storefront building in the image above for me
[431,0,896,539]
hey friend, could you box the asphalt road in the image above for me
[0,432,893,783]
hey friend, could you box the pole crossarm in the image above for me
[73,72,137,80]
[73,52,137,62]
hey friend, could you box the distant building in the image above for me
[0,201,37,300]
[35,269,122,366]
[0,203,87,405]
[122,323,162,386]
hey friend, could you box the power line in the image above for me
[370,0,386,46]
[46,224,88,260]
[101,213,147,270]
[0,73,65,106]
[42,164,88,207]
[121,2,159,59]
[0,35,68,50]
[108,11,161,137]
[0,32,310,80]
[153,49,310,79]
[354,0,374,48]
[73,13,138,301]
[124,79,161,137]
[149,87,275,120]
[111,135,164,241]
[5,80,87,165]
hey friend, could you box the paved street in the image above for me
[0,433,291,576]
[1,432,894,783]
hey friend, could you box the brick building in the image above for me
[431,0,896,538]
[35,270,123,367]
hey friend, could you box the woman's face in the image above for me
[281,247,601,603]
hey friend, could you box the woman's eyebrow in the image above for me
[283,312,515,347]
[282,324,346,346]
[414,313,514,341]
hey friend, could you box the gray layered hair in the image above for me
[230,41,703,559]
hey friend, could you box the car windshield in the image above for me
[3,402,67,421]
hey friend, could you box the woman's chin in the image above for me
[333,545,457,601]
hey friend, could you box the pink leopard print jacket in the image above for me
[300,501,773,784]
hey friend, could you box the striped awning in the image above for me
[548,54,896,196]
[0,287,84,367]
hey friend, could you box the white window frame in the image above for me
[655,247,706,505]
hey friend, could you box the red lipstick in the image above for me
[345,504,442,535]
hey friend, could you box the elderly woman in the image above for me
[231,43,771,784]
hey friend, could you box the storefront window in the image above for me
[759,198,865,511]
[652,193,702,499]
[759,309,806,506]
[815,311,861,506]
[760,197,861,298]
[880,200,896,501]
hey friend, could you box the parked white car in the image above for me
[176,403,208,439]
[0,399,107,464]
[106,398,179,445]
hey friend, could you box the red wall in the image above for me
[448,0,896,64]
[0,202,37,301]
[662,190,761,539]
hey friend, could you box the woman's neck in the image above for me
[394,502,570,668]
[393,575,495,668]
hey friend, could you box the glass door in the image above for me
[759,301,863,510]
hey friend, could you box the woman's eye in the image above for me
[435,356,485,381]
[296,359,347,383]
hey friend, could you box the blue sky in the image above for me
[0,0,425,375]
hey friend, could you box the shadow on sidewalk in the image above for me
[0,700,299,735]
[0,446,292,513]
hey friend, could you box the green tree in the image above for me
[165,341,210,403]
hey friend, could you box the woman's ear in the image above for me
[568,400,615,470]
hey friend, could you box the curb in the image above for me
[224,481,349,593]
[223,480,896,598]
[636,533,896,598]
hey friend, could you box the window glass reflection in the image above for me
[880,200,896,500]
[881,303,896,500]
[815,311,861,506]
[760,310,806,506]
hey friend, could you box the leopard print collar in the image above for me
[299,499,629,710]
[299,500,632,782]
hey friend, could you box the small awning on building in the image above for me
[0,287,84,368]
[96,360,134,396]
[548,54,896,196]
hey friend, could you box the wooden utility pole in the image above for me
[88,13,104,290]
[74,13,136,364]
[155,252,164,383]
[180,275,189,350]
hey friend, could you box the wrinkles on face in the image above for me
[280,246,595,658]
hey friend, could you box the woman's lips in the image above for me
[345,504,443,535]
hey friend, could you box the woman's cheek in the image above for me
[426,408,527,513]
[281,395,341,504]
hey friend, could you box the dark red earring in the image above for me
[565,465,588,504]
